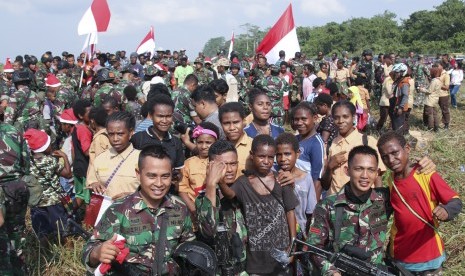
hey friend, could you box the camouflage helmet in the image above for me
[27,55,38,65]
[57,60,69,70]
[41,53,53,63]
[230,62,240,69]
[194,57,204,64]
[217,58,230,67]
[12,68,33,83]
[173,241,217,276]
[270,64,280,74]
[96,68,115,82]
[144,64,159,76]
[362,49,373,56]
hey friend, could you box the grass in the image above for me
[23,87,465,275]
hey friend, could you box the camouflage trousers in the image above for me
[0,202,28,275]
[414,92,426,107]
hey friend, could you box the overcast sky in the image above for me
[0,0,444,61]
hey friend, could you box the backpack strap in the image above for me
[153,211,168,275]
[362,133,368,146]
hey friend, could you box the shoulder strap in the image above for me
[362,133,368,146]
[153,212,168,275]
[333,205,344,253]
[104,148,136,188]
[12,88,33,123]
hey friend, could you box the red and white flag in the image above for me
[256,4,300,64]
[136,26,156,58]
[82,32,98,56]
[78,0,111,35]
[228,31,235,59]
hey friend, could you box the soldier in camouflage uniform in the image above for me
[93,68,123,107]
[35,53,54,102]
[230,62,250,113]
[0,60,16,102]
[171,74,199,125]
[313,51,326,73]
[193,58,213,86]
[354,49,375,93]
[342,51,351,68]
[413,55,431,107]
[4,69,42,131]
[82,146,194,275]
[289,54,305,108]
[307,145,390,276]
[406,51,416,69]
[250,56,268,85]
[56,61,77,92]
[196,141,247,275]
[256,65,290,127]
[0,122,30,276]
[66,54,82,91]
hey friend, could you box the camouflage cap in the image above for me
[144,64,159,76]
[194,57,204,64]
[217,58,230,67]
[362,49,373,56]
[270,64,280,73]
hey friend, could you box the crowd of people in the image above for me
[0,46,463,276]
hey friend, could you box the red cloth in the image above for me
[75,124,92,153]
[98,240,129,275]
[389,167,459,263]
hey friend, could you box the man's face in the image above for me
[5,72,13,80]
[173,52,179,59]
[186,82,198,93]
[220,111,244,143]
[193,100,208,120]
[214,92,226,107]
[13,61,21,70]
[102,102,118,115]
[130,56,137,64]
[276,144,299,172]
[67,57,75,67]
[181,60,187,66]
[120,51,126,58]
[231,68,239,75]
[217,65,225,74]
[152,104,173,133]
[195,63,202,70]
[137,156,172,208]
[409,52,414,58]
[365,55,373,61]
[212,152,239,185]
[332,54,337,61]
[385,57,392,66]
[378,139,410,174]
[251,144,276,176]
[280,65,287,74]
[347,154,378,196]
[46,90,57,102]
[258,58,266,67]
[82,106,92,125]
[107,120,133,153]
[139,56,146,65]
[317,52,323,60]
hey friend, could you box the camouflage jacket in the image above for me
[83,191,195,275]
[171,86,196,124]
[250,66,267,85]
[115,79,144,102]
[240,60,250,72]
[194,68,213,86]
[56,73,77,92]
[234,74,250,109]
[4,87,41,130]
[195,193,247,265]
[307,186,390,275]
[0,123,30,183]
[256,76,289,126]
[354,59,375,83]
[343,58,352,69]
[313,58,325,73]
[34,65,50,91]
[68,65,82,89]
[55,87,77,115]
[413,63,431,86]
[406,57,416,69]
[0,77,16,100]
[93,82,123,107]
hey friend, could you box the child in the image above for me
[276,133,316,234]
[178,122,219,224]
[377,131,462,275]
[123,85,143,122]
[24,129,72,241]
[219,134,298,275]
[314,93,338,147]
[334,59,351,95]
[58,108,78,194]
[72,99,92,208]
[290,102,324,200]
[88,106,110,165]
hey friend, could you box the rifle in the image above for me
[272,238,395,276]
[66,218,92,240]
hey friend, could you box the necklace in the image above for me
[251,121,271,136]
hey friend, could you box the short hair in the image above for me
[319,62,327,69]
[106,110,136,130]
[73,99,92,118]
[312,77,325,88]
[147,83,171,101]
[290,101,318,119]
[209,79,229,95]
[348,145,378,167]
[354,76,366,86]
[123,85,138,101]
[275,133,299,152]
[208,140,237,160]
[141,101,150,118]
[332,100,356,116]
[184,74,199,86]
[219,102,246,121]
[377,131,407,149]
[327,82,339,96]
[280,61,288,67]
[248,88,269,105]
[352,56,360,63]
[251,134,276,153]
[148,94,174,115]
[337,59,344,65]
[198,121,220,140]
[138,145,172,170]
[102,95,119,109]
[303,64,315,73]
[89,107,108,127]
[314,93,334,108]
[190,85,216,104]
[67,54,75,59]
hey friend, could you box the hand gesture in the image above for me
[94,234,120,264]
[51,150,66,159]
[415,156,436,175]
[432,205,449,221]
[328,151,347,170]
[277,170,294,187]
[205,161,226,187]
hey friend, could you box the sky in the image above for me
[0,0,444,61]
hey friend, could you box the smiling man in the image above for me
[83,145,195,275]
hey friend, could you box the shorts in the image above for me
[31,204,68,238]
[74,176,90,204]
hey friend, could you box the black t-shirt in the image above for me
[231,175,298,274]
[130,127,185,169]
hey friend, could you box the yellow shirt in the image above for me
[317,71,327,80]
[425,78,441,107]
[234,133,253,177]
[179,156,208,202]
[89,128,110,165]
[439,71,450,97]
[86,144,140,199]
[335,68,350,83]
[357,86,370,110]
[327,129,386,195]
[408,78,415,108]
[379,76,394,107]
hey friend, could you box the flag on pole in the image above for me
[82,32,98,56]
[78,0,111,35]
[256,4,300,65]
[136,26,156,58]
[228,31,235,59]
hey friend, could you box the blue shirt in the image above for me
[295,133,325,181]
[135,119,153,133]
[244,123,284,139]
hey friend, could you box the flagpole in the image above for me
[78,33,92,91]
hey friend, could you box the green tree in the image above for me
[202,37,226,58]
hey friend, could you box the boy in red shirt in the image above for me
[377,131,462,275]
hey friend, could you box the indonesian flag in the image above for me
[228,31,234,59]
[78,0,111,35]
[136,26,156,58]
[82,32,98,56]
[256,4,300,65]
